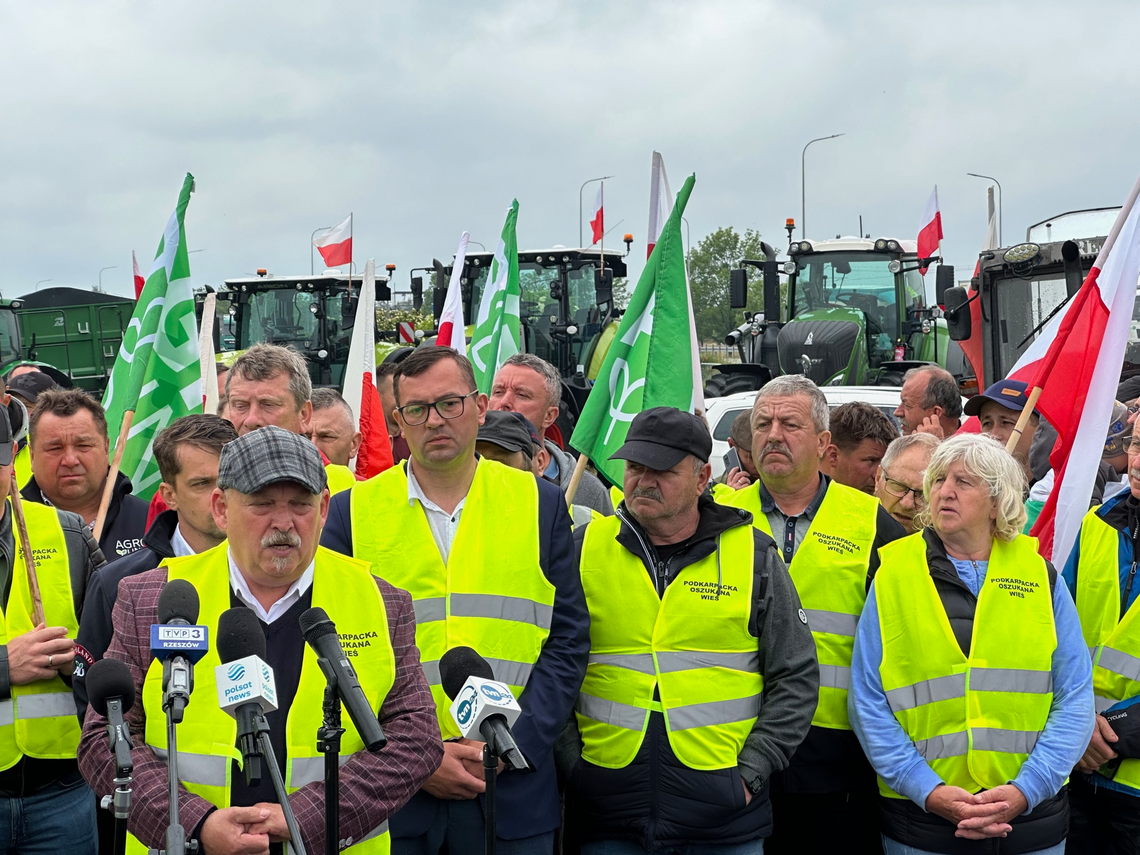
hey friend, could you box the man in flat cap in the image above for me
[79,426,442,855]
[561,406,818,854]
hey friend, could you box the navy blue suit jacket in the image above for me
[321,469,588,839]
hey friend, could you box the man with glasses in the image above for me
[321,345,588,855]
[874,433,939,535]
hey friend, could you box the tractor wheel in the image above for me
[704,371,765,399]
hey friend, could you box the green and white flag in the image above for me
[571,174,697,486]
[103,172,203,500]
[469,199,520,392]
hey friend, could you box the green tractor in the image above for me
[707,230,962,397]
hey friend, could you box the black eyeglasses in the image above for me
[882,474,925,504]
[397,392,478,426]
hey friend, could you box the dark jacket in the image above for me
[72,509,179,719]
[0,499,104,795]
[321,468,590,840]
[22,470,148,562]
[878,528,1067,855]
[557,496,819,848]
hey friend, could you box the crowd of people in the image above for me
[0,348,1135,855]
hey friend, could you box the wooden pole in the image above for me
[565,453,589,506]
[199,293,218,415]
[9,473,44,626]
[93,409,134,543]
[1005,386,1043,454]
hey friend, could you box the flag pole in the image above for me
[93,411,132,542]
[200,293,218,414]
[565,453,589,506]
[9,474,44,625]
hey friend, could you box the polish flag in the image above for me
[589,185,604,245]
[132,251,145,299]
[344,258,394,479]
[1010,174,1140,564]
[437,232,470,350]
[313,214,353,268]
[645,151,705,413]
[916,186,943,275]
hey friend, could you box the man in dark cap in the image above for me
[476,409,541,474]
[78,426,442,855]
[2,369,56,489]
[561,406,819,854]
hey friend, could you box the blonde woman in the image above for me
[849,434,1093,854]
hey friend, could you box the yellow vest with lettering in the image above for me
[133,544,395,854]
[0,501,79,768]
[326,462,357,496]
[576,516,762,770]
[875,533,1056,797]
[350,459,554,738]
[1074,508,1140,790]
[717,479,876,729]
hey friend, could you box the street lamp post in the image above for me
[579,175,614,248]
[966,173,1003,246]
[311,226,332,275]
[34,279,53,292]
[98,266,118,292]
[801,134,845,238]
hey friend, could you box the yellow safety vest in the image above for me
[0,500,79,769]
[576,516,762,770]
[326,462,357,496]
[133,544,395,855]
[610,485,624,509]
[718,478,876,729]
[875,533,1056,798]
[1074,508,1140,789]
[350,459,554,738]
[13,445,31,490]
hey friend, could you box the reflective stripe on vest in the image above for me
[576,516,763,771]
[875,532,1056,798]
[133,544,395,855]
[1074,508,1140,790]
[350,459,554,739]
[716,479,876,730]
[326,462,357,496]
[0,501,79,770]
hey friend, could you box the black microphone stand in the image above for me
[102,697,134,855]
[316,660,344,855]
[483,744,499,855]
[247,710,309,855]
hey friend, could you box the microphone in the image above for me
[299,607,386,751]
[87,657,136,777]
[215,607,277,786]
[151,579,208,721]
[440,646,529,771]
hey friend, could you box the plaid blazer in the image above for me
[77,562,443,855]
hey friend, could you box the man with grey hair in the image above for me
[874,432,939,534]
[490,353,613,515]
[226,343,356,493]
[717,374,905,854]
[894,365,962,438]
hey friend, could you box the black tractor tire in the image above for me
[704,371,765,400]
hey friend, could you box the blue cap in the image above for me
[964,379,1034,417]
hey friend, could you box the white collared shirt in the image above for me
[227,549,315,625]
[170,524,197,558]
[406,460,466,564]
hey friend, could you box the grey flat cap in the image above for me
[217,426,327,494]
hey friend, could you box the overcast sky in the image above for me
[3,0,1139,301]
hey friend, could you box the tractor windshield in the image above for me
[240,288,349,351]
[0,309,19,365]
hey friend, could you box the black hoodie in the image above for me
[23,470,148,561]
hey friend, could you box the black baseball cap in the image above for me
[964,379,1035,417]
[610,407,712,469]
[7,371,57,406]
[0,406,13,466]
[477,411,539,454]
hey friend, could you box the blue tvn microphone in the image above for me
[150,579,209,723]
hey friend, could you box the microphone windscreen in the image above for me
[216,607,267,664]
[299,606,336,644]
[87,657,136,717]
[439,646,495,700]
[158,579,200,625]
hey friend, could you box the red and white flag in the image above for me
[589,185,604,245]
[313,214,353,268]
[1011,174,1140,564]
[437,232,470,350]
[916,186,943,275]
[645,150,705,412]
[344,258,394,479]
[132,251,145,299]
